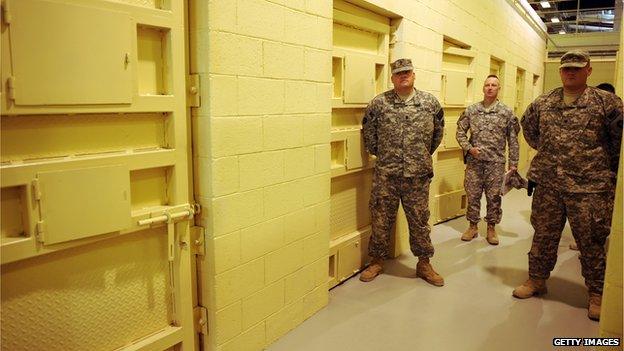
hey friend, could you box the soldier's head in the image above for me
[390,58,415,92]
[483,75,500,100]
[559,50,592,91]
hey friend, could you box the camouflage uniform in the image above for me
[522,86,623,293]
[456,101,520,224]
[362,88,444,259]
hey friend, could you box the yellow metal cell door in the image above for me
[1,1,199,350]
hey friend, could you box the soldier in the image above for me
[513,50,623,321]
[456,75,520,245]
[359,58,445,286]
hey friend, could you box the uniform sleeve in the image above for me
[507,113,520,167]
[362,100,379,156]
[604,95,623,172]
[430,102,445,154]
[455,110,472,152]
[521,102,540,150]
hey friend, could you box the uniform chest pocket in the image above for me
[560,107,593,130]
[410,107,434,136]
[470,114,503,134]
[539,108,561,134]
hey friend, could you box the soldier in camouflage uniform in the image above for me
[456,75,520,245]
[513,50,623,321]
[359,58,445,286]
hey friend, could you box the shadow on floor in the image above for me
[483,263,588,309]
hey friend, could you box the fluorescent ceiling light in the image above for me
[551,17,560,23]
[540,1,551,9]
[558,30,566,34]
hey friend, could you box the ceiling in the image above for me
[527,0,617,34]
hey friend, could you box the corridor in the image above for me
[269,189,599,351]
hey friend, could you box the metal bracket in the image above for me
[36,220,44,242]
[190,226,205,256]
[187,74,201,107]
[6,76,15,101]
[31,178,41,201]
[136,205,194,227]
[192,202,202,216]
[1,0,12,25]
[193,306,208,336]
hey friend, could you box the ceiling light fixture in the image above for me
[551,17,560,23]
[540,1,551,8]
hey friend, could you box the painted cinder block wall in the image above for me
[189,0,333,350]
[189,0,546,350]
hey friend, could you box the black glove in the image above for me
[527,180,537,196]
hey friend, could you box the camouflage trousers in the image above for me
[368,170,434,259]
[528,186,614,293]
[464,160,506,224]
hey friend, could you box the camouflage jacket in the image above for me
[521,86,623,193]
[362,88,444,177]
[456,100,520,166]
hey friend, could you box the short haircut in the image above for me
[486,74,499,80]
[596,83,615,94]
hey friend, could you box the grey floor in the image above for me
[268,189,600,351]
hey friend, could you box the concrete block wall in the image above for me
[384,0,545,108]
[189,0,332,350]
[190,0,546,349]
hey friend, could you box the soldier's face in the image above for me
[559,65,592,89]
[391,70,415,90]
[482,77,500,99]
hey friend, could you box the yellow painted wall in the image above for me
[189,0,332,350]
[598,25,623,343]
[599,139,624,343]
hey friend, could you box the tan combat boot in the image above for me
[486,223,499,245]
[588,292,602,321]
[359,258,384,282]
[512,278,547,298]
[461,222,479,241]
[416,258,444,286]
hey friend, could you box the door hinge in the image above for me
[6,76,15,101]
[194,306,208,336]
[36,220,45,242]
[187,74,201,107]
[191,226,205,256]
[32,178,41,201]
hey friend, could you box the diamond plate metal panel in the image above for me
[1,228,172,351]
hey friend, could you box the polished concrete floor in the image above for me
[268,189,599,351]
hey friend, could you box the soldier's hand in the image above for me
[468,147,480,158]
[509,165,517,172]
